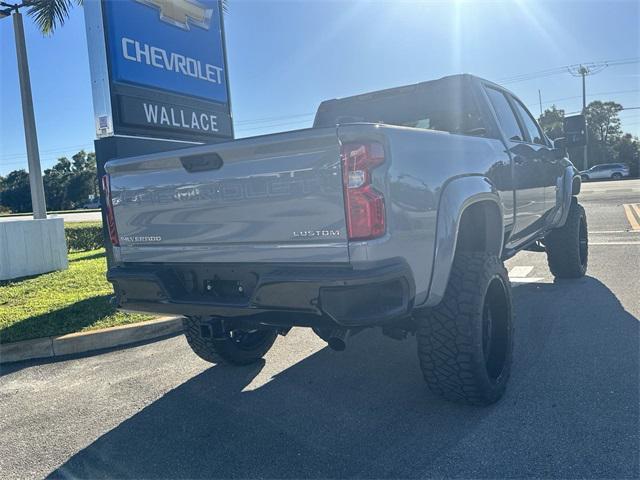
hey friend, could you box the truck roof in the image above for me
[315,73,510,113]
[317,74,475,106]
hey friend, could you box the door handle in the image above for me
[180,153,224,173]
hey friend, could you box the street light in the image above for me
[1,1,47,219]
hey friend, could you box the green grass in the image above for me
[0,209,101,217]
[0,249,153,344]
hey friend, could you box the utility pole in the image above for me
[538,89,543,116]
[1,3,47,219]
[568,62,608,171]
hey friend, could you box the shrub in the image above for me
[65,222,104,252]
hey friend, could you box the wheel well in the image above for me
[456,201,502,256]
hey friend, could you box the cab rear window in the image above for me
[314,79,486,137]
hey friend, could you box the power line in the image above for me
[564,106,640,116]
[236,118,313,132]
[533,88,639,108]
[567,63,609,79]
[237,58,640,129]
[498,57,639,85]
[235,112,314,126]
[2,142,94,161]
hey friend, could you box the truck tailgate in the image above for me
[105,128,349,263]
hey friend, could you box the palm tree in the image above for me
[26,0,83,34]
[26,0,228,35]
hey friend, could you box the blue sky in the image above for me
[1,0,639,176]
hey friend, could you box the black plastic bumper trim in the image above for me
[107,259,414,328]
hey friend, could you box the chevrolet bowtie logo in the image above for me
[136,0,213,30]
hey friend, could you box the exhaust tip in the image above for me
[327,337,347,351]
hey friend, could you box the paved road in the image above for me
[0,211,101,223]
[1,180,638,479]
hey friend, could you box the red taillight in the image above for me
[101,174,119,246]
[341,143,386,240]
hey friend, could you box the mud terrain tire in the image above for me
[545,198,588,279]
[416,252,513,406]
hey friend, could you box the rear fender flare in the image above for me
[550,166,579,229]
[421,176,504,308]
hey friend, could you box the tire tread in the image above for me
[545,199,588,279]
[416,252,513,406]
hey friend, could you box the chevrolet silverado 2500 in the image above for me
[103,74,587,405]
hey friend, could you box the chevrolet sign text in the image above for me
[122,37,223,85]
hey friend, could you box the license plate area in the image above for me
[203,278,246,299]
[173,266,259,305]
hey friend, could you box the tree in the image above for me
[67,150,98,205]
[0,176,9,214]
[86,152,98,197]
[26,0,83,35]
[71,149,94,173]
[585,101,623,146]
[43,158,72,211]
[614,133,640,177]
[42,151,98,210]
[0,170,32,213]
[584,101,623,167]
[67,170,96,206]
[538,105,565,140]
[27,0,228,34]
[0,151,99,213]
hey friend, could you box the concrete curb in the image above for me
[0,316,184,365]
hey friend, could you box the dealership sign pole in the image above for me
[84,0,233,263]
[0,5,48,219]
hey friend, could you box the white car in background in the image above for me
[580,163,630,181]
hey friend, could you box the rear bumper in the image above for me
[107,259,414,328]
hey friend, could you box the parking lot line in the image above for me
[508,265,544,284]
[590,241,640,245]
[623,204,640,231]
[508,266,533,278]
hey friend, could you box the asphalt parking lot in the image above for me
[1,179,638,479]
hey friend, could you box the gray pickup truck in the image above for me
[103,74,587,405]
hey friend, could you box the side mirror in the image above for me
[553,137,566,159]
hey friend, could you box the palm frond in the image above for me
[26,0,83,35]
[27,0,225,36]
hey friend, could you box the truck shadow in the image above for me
[48,276,639,479]
[1,296,117,347]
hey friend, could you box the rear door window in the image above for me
[512,99,546,145]
[485,87,525,142]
